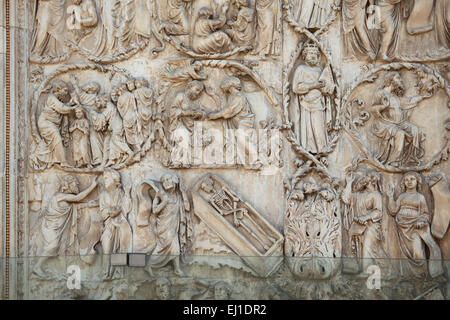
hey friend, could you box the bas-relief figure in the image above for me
[387,171,445,280]
[99,169,133,279]
[159,0,280,58]
[342,0,450,61]
[32,174,98,278]
[371,71,426,167]
[290,0,340,30]
[15,0,450,300]
[137,173,193,277]
[291,42,336,157]
[341,168,391,274]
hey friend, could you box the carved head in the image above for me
[214,281,232,300]
[161,173,179,191]
[51,80,70,102]
[103,169,121,191]
[200,177,215,193]
[155,278,171,300]
[118,83,129,95]
[126,79,136,92]
[193,61,203,72]
[95,95,109,110]
[302,42,320,66]
[198,7,214,18]
[186,80,204,100]
[401,171,422,192]
[60,175,79,194]
[383,71,405,97]
[220,76,242,94]
[354,170,381,192]
[82,82,101,95]
[110,86,120,103]
[135,78,149,89]
[319,188,335,202]
[74,106,85,119]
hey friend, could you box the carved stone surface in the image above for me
[1,0,449,300]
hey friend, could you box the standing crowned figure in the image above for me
[292,42,335,156]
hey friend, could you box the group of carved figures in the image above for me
[30,163,450,284]
[285,164,449,281]
[32,170,191,279]
[31,0,283,60]
[342,0,449,60]
[163,0,281,56]
[31,0,159,61]
[31,75,158,170]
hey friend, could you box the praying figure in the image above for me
[69,106,92,168]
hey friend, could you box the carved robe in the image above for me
[37,94,73,166]
[99,185,132,254]
[76,91,104,166]
[406,0,435,35]
[343,189,389,266]
[372,89,425,166]
[226,7,255,46]
[117,90,143,149]
[221,91,255,130]
[253,0,281,55]
[118,0,137,50]
[91,102,133,165]
[31,0,67,57]
[435,0,450,48]
[148,189,189,268]
[295,0,332,29]
[39,195,78,256]
[69,118,92,167]
[192,14,234,54]
[134,86,154,140]
[135,0,153,38]
[292,64,334,154]
[342,0,376,59]
[164,0,190,35]
[393,192,444,279]
[70,0,98,44]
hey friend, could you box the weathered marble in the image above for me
[1,0,449,300]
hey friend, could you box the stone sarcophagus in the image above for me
[191,174,284,277]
